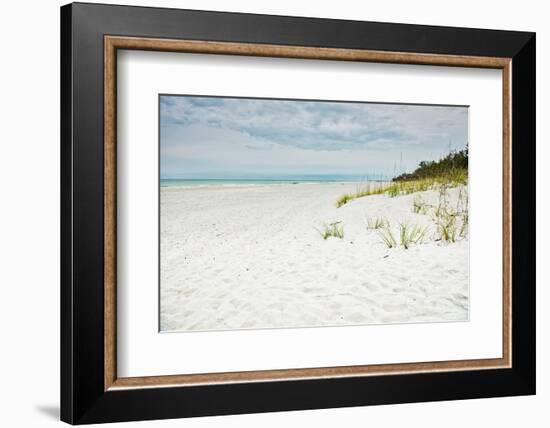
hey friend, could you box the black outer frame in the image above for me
[60,2,535,424]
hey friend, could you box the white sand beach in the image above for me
[160,183,469,332]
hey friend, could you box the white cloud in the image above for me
[160,96,468,178]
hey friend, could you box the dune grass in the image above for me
[377,222,429,249]
[457,187,469,238]
[336,147,468,207]
[377,226,397,248]
[335,193,354,207]
[431,184,471,243]
[335,182,389,207]
[399,222,429,249]
[459,207,469,238]
[335,172,467,207]
[374,185,468,249]
[366,216,389,230]
[315,221,344,240]
[412,195,429,215]
[437,213,458,242]
[333,149,469,247]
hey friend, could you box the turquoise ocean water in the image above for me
[160,176,389,188]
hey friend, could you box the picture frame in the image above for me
[60,2,535,424]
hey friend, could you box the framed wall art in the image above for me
[60,2,536,424]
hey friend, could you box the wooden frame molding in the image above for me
[104,35,513,391]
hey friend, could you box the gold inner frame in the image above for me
[104,35,512,391]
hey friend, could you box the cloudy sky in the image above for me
[160,95,468,179]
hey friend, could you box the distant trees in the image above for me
[393,146,468,182]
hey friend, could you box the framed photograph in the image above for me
[60,2,536,424]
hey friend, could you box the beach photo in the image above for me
[159,95,469,332]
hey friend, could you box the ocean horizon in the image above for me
[160,176,391,188]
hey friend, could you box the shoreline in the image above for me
[160,180,390,191]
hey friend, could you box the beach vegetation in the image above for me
[392,147,468,184]
[336,177,463,206]
[316,221,345,240]
[399,222,429,249]
[335,182,389,207]
[456,187,469,238]
[412,196,429,215]
[432,185,467,243]
[459,209,469,238]
[335,148,468,207]
[366,216,389,230]
[459,213,469,238]
[377,226,397,249]
[387,185,400,198]
[436,213,458,242]
[335,193,354,207]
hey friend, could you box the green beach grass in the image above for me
[335,148,468,208]
[315,221,345,240]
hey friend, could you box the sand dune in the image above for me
[160,183,468,332]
